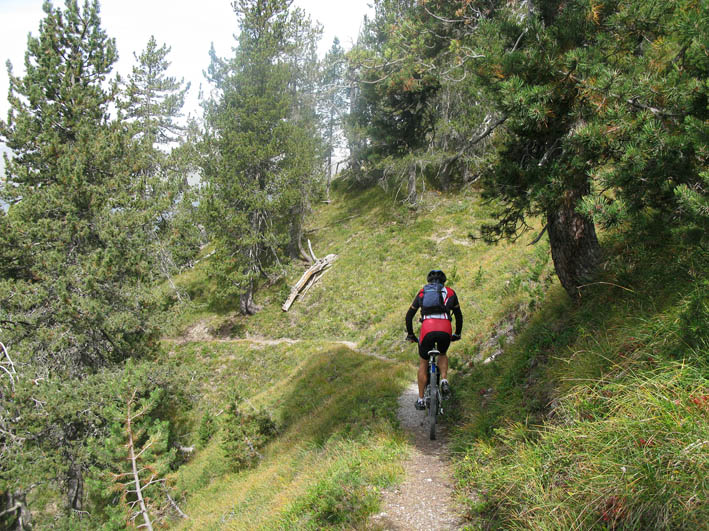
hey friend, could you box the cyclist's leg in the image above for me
[417,357,428,399]
[418,334,434,399]
[439,354,449,380]
[433,332,451,380]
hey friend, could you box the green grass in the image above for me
[159,186,709,530]
[451,229,709,529]
[168,186,552,364]
[157,185,552,529]
[169,344,410,530]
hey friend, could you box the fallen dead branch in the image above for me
[282,253,337,311]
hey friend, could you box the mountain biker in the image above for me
[405,269,463,410]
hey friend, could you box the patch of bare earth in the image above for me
[370,383,465,530]
[175,320,300,346]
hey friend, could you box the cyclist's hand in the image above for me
[451,334,461,342]
[406,333,418,343]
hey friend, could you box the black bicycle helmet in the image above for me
[427,269,447,284]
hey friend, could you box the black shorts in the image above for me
[419,331,451,360]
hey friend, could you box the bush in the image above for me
[197,410,218,446]
[679,279,709,357]
[220,397,277,471]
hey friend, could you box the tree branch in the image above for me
[528,224,548,246]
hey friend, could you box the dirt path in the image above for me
[370,383,464,530]
[171,326,463,527]
[171,322,392,361]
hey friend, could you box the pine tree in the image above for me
[122,35,189,146]
[200,0,322,313]
[120,36,201,301]
[471,0,709,296]
[0,0,159,373]
[345,0,450,202]
[0,2,163,520]
[320,37,348,193]
[89,384,176,530]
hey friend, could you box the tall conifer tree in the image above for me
[201,0,321,313]
[320,38,347,191]
[120,36,201,298]
[0,0,158,373]
[0,2,164,520]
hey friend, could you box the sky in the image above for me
[0,0,374,180]
[0,0,373,119]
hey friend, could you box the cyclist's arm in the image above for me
[405,295,421,336]
[447,292,463,335]
[452,305,463,335]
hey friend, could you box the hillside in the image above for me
[161,185,707,529]
[158,186,549,529]
[4,1,707,528]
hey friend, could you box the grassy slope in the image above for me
[173,185,549,360]
[164,185,549,529]
[164,187,707,529]
[170,343,409,529]
[451,226,709,529]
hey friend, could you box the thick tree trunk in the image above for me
[297,234,314,264]
[1,490,32,530]
[65,461,83,512]
[240,275,261,315]
[547,191,601,298]
[288,207,310,262]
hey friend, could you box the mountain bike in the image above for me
[424,348,443,440]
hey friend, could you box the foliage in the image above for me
[0,357,186,530]
[0,0,159,375]
[345,0,709,297]
[199,0,323,314]
[452,230,709,529]
[344,0,448,199]
[678,278,709,354]
[220,395,276,472]
[0,4,194,526]
[319,37,348,187]
[121,35,189,145]
[87,363,177,530]
[197,410,218,447]
[120,35,202,302]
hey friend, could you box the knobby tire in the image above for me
[429,371,438,440]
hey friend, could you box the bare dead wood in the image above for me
[307,239,318,262]
[192,250,216,266]
[282,254,337,312]
[1,341,16,392]
[0,503,21,518]
[126,392,154,531]
[165,489,189,520]
[301,268,330,297]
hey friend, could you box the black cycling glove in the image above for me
[406,333,418,343]
[451,334,461,342]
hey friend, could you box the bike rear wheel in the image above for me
[429,371,438,440]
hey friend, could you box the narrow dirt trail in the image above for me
[370,383,465,530]
[171,327,464,527]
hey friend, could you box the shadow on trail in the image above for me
[274,344,409,446]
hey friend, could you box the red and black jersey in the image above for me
[405,285,463,340]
